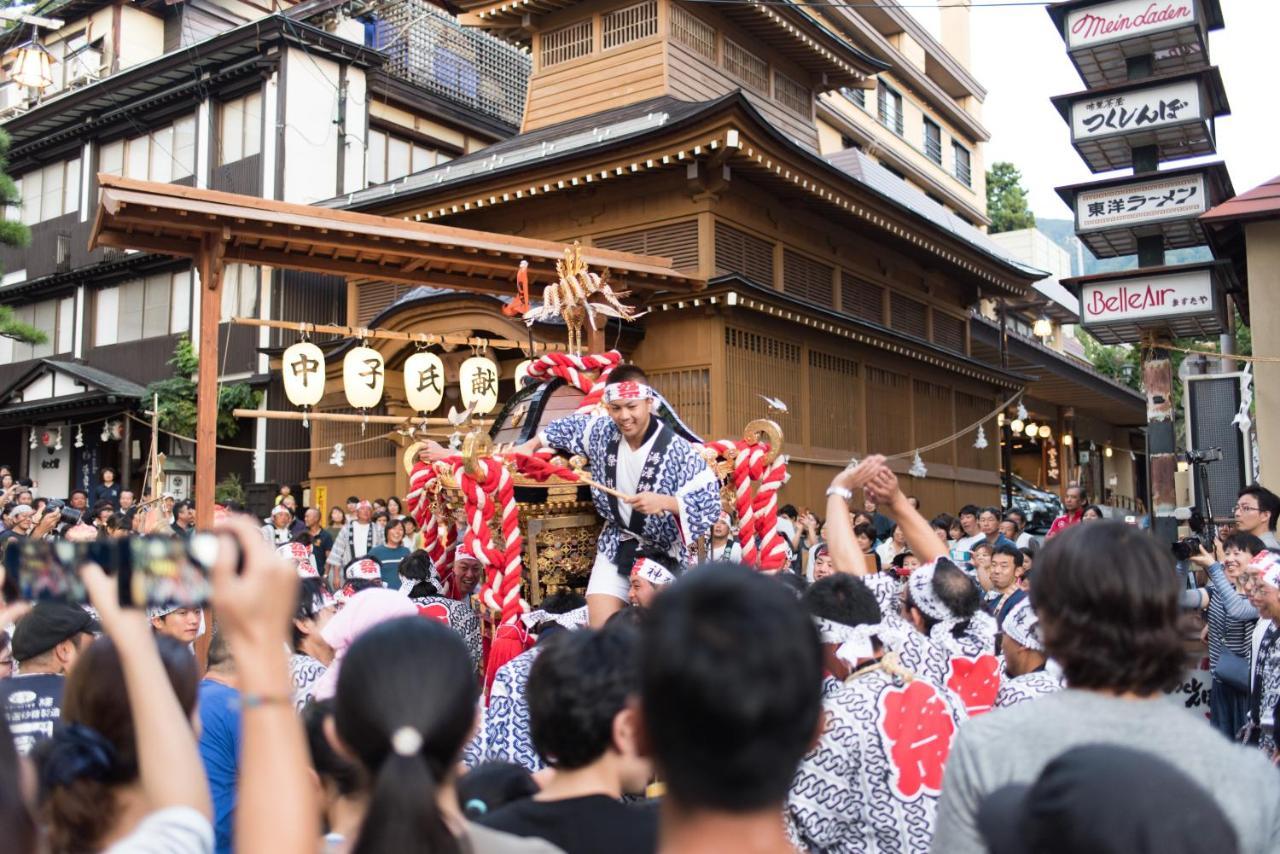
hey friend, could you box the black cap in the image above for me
[11,602,100,662]
[977,745,1238,854]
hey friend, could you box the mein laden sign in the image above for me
[1069,76,1201,142]
[1065,0,1196,50]
[1080,268,1214,327]
[1075,171,1206,233]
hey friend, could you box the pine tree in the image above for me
[986,161,1038,235]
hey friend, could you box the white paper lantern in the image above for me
[283,342,326,407]
[404,351,445,414]
[343,346,385,410]
[514,359,534,389]
[460,355,500,415]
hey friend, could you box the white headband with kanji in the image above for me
[1002,597,1043,652]
[604,381,653,403]
[907,559,953,623]
[632,557,675,587]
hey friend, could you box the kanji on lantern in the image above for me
[343,345,385,409]
[282,342,326,408]
[404,351,445,414]
[460,355,500,415]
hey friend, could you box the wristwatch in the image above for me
[826,486,853,501]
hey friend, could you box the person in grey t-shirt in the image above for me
[933,521,1280,854]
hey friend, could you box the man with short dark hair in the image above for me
[68,488,88,512]
[482,624,657,853]
[1046,485,1086,539]
[172,498,196,538]
[1235,484,1280,549]
[640,566,822,854]
[0,601,98,753]
[993,598,1061,708]
[1001,509,1034,549]
[790,574,966,853]
[985,543,1027,631]
[932,521,1280,854]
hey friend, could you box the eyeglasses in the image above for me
[1234,504,1260,513]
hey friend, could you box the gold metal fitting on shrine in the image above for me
[462,431,493,479]
[743,419,784,465]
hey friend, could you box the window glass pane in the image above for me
[412,145,434,173]
[243,92,262,158]
[95,287,119,347]
[171,269,191,334]
[387,136,411,181]
[238,266,258,317]
[436,151,452,165]
[20,169,41,225]
[150,126,174,184]
[220,99,244,165]
[367,130,386,186]
[143,272,171,338]
[63,158,80,214]
[57,296,74,353]
[0,335,12,365]
[220,265,241,322]
[125,138,149,180]
[32,301,56,358]
[40,162,63,222]
[173,116,196,178]
[100,140,124,177]
[117,280,144,343]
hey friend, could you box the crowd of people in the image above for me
[1,368,1280,853]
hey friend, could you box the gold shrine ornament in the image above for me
[460,355,500,415]
[404,351,446,414]
[343,345,385,410]
[281,342,325,408]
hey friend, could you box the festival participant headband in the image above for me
[356,500,372,510]
[9,504,31,516]
[271,504,292,518]
[604,381,653,403]
[277,542,319,578]
[812,616,902,667]
[520,605,590,631]
[717,511,733,527]
[345,558,382,582]
[632,557,676,587]
[1002,597,1043,652]
[455,541,480,563]
[1250,551,1280,589]
[907,558,955,624]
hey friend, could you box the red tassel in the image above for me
[484,621,532,702]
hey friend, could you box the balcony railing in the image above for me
[367,0,530,127]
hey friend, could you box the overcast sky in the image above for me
[960,0,1279,220]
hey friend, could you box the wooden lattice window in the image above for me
[783,249,833,307]
[603,0,657,49]
[890,292,928,339]
[542,19,592,67]
[648,367,711,436]
[809,351,860,451]
[315,405,391,465]
[773,70,810,116]
[865,366,910,454]
[841,272,884,323]
[670,3,715,60]
[355,282,412,326]
[723,38,768,93]
[932,311,966,353]
[715,222,774,286]
[725,327,801,439]
[914,379,954,464]
[595,220,699,270]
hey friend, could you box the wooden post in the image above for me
[1144,341,1177,544]
[195,230,227,530]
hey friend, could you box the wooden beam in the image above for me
[94,229,199,258]
[231,409,465,426]
[231,317,567,353]
[222,245,524,293]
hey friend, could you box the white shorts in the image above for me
[586,551,630,601]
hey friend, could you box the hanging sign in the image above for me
[460,355,500,415]
[1069,77,1201,142]
[1064,0,1196,50]
[1079,268,1214,326]
[1075,172,1206,233]
[282,342,326,407]
[404,351,445,414]
[343,346,385,409]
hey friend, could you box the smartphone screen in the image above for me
[5,536,212,608]
[129,537,211,610]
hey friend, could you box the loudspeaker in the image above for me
[1184,373,1253,522]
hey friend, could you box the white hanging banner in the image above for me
[282,342,326,407]
[460,355,500,415]
[404,351,446,414]
[343,346,385,409]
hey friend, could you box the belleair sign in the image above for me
[1079,268,1213,326]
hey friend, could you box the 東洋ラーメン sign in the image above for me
[1079,268,1214,326]
[1066,1,1195,49]
[1075,171,1206,233]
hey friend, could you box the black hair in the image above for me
[804,574,881,630]
[852,522,875,542]
[606,363,649,385]
[958,504,980,518]
[336,617,478,854]
[302,699,363,798]
[905,559,981,638]
[779,504,798,520]
[291,531,314,547]
[1004,508,1026,525]
[930,514,953,532]
[174,499,194,512]
[980,506,1002,519]
[891,551,915,569]
[971,541,994,555]
[1238,484,1280,531]
[293,578,331,652]
[540,590,587,615]
[456,762,537,819]
[383,517,405,536]
[771,570,809,598]
[398,551,441,599]
[1223,532,1266,555]
[346,496,360,504]
[1020,546,1037,562]
[640,564,822,812]
[527,625,641,769]
[69,489,87,500]
[992,543,1023,567]
[1032,521,1184,695]
[1082,505,1104,518]
[1066,485,1088,502]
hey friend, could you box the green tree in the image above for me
[145,337,262,439]
[986,161,1038,234]
[0,127,45,348]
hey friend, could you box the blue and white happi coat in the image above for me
[465,646,542,772]
[540,413,721,567]
[788,672,968,853]
[994,669,1064,709]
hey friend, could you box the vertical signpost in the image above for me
[1048,0,1233,544]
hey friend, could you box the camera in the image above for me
[1184,447,1223,465]
[41,498,82,527]
[1172,534,1213,562]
